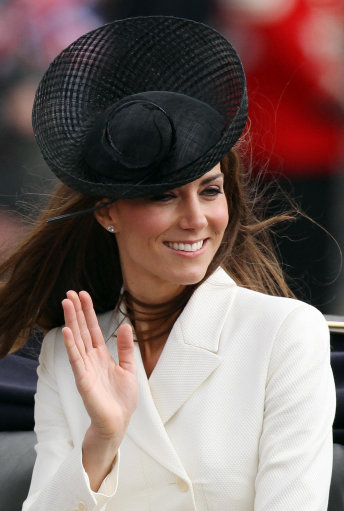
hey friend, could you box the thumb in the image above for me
[117,323,136,374]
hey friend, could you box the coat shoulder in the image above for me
[200,267,329,353]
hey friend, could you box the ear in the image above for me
[94,199,119,232]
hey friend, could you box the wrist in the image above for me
[83,425,120,454]
[82,426,119,491]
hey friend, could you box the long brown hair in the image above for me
[215,150,294,296]
[0,149,294,357]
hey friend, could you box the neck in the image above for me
[139,338,168,378]
[121,285,194,377]
[121,288,186,339]
[120,271,188,336]
[121,291,185,379]
[121,264,188,305]
[125,281,186,306]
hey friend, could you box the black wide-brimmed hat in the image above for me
[32,16,248,206]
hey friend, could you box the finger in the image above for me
[117,323,136,375]
[62,326,86,381]
[79,291,105,349]
[66,290,93,353]
[62,297,86,359]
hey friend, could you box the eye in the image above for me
[148,192,176,202]
[201,186,223,197]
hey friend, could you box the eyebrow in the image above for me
[200,173,224,185]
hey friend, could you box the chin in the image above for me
[170,268,208,286]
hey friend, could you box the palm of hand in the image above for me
[62,290,138,441]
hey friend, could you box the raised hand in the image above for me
[62,290,138,489]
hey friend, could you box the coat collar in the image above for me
[102,267,237,477]
[148,267,237,423]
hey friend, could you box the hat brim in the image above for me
[32,16,248,198]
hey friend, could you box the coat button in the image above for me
[176,477,189,492]
[78,502,87,511]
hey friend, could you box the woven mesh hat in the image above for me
[32,16,248,203]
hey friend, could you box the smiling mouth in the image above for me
[164,240,205,252]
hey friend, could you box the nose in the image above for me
[178,196,208,230]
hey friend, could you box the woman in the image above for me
[0,16,335,511]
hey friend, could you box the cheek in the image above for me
[212,201,229,234]
[118,207,169,241]
[130,215,167,238]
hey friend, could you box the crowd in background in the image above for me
[0,0,343,313]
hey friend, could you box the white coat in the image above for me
[23,267,335,511]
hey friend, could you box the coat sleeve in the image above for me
[22,328,120,511]
[255,304,336,510]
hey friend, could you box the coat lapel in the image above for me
[148,267,237,424]
[148,321,221,424]
[102,267,237,478]
[104,310,190,478]
[127,345,191,479]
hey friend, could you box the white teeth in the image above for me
[166,240,204,252]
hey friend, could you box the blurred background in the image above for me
[0,0,343,313]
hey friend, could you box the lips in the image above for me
[164,240,204,252]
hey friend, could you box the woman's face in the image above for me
[99,164,228,300]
